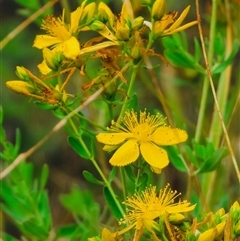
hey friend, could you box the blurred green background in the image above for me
[1,0,239,238]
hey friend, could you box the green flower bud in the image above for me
[132,16,144,31]
[15,66,29,80]
[90,20,105,31]
[130,46,141,60]
[152,0,167,20]
[116,26,130,41]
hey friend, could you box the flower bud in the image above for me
[132,16,144,31]
[152,0,167,20]
[116,26,130,41]
[168,213,185,224]
[6,81,35,96]
[130,46,141,60]
[15,66,29,80]
[90,20,105,31]
[42,48,57,71]
[215,221,226,239]
[197,228,216,241]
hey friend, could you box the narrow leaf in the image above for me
[83,170,104,185]
[103,186,122,220]
[68,136,91,160]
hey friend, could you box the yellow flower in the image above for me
[94,1,143,42]
[144,6,197,37]
[119,184,196,235]
[33,0,95,59]
[96,110,188,172]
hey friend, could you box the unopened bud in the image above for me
[132,16,144,31]
[169,213,185,224]
[16,66,29,80]
[152,0,167,20]
[116,26,130,41]
[215,222,226,239]
[90,20,105,31]
[197,228,216,241]
[6,81,34,96]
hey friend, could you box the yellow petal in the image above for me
[98,2,115,28]
[167,6,190,32]
[163,21,198,35]
[152,127,188,145]
[103,144,118,152]
[33,35,61,49]
[110,140,139,166]
[121,0,134,24]
[70,2,86,33]
[96,132,133,145]
[62,36,80,59]
[37,60,52,75]
[140,142,169,168]
[101,228,116,241]
[80,41,118,55]
[81,2,96,23]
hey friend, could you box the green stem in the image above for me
[117,64,139,123]
[205,0,234,206]
[69,118,125,217]
[194,0,218,212]
[195,0,218,142]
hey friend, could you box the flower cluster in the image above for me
[6,0,196,106]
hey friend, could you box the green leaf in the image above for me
[103,186,122,220]
[108,167,117,183]
[60,186,100,219]
[34,101,59,110]
[194,37,202,63]
[198,148,228,173]
[68,136,92,160]
[137,173,148,191]
[211,40,239,74]
[40,164,49,190]
[165,146,188,172]
[124,165,135,182]
[125,93,138,111]
[0,233,21,241]
[82,170,105,185]
[55,224,81,238]
[185,144,198,167]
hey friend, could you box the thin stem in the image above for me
[195,0,240,187]
[117,64,139,123]
[195,0,218,142]
[0,0,59,50]
[0,64,130,180]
